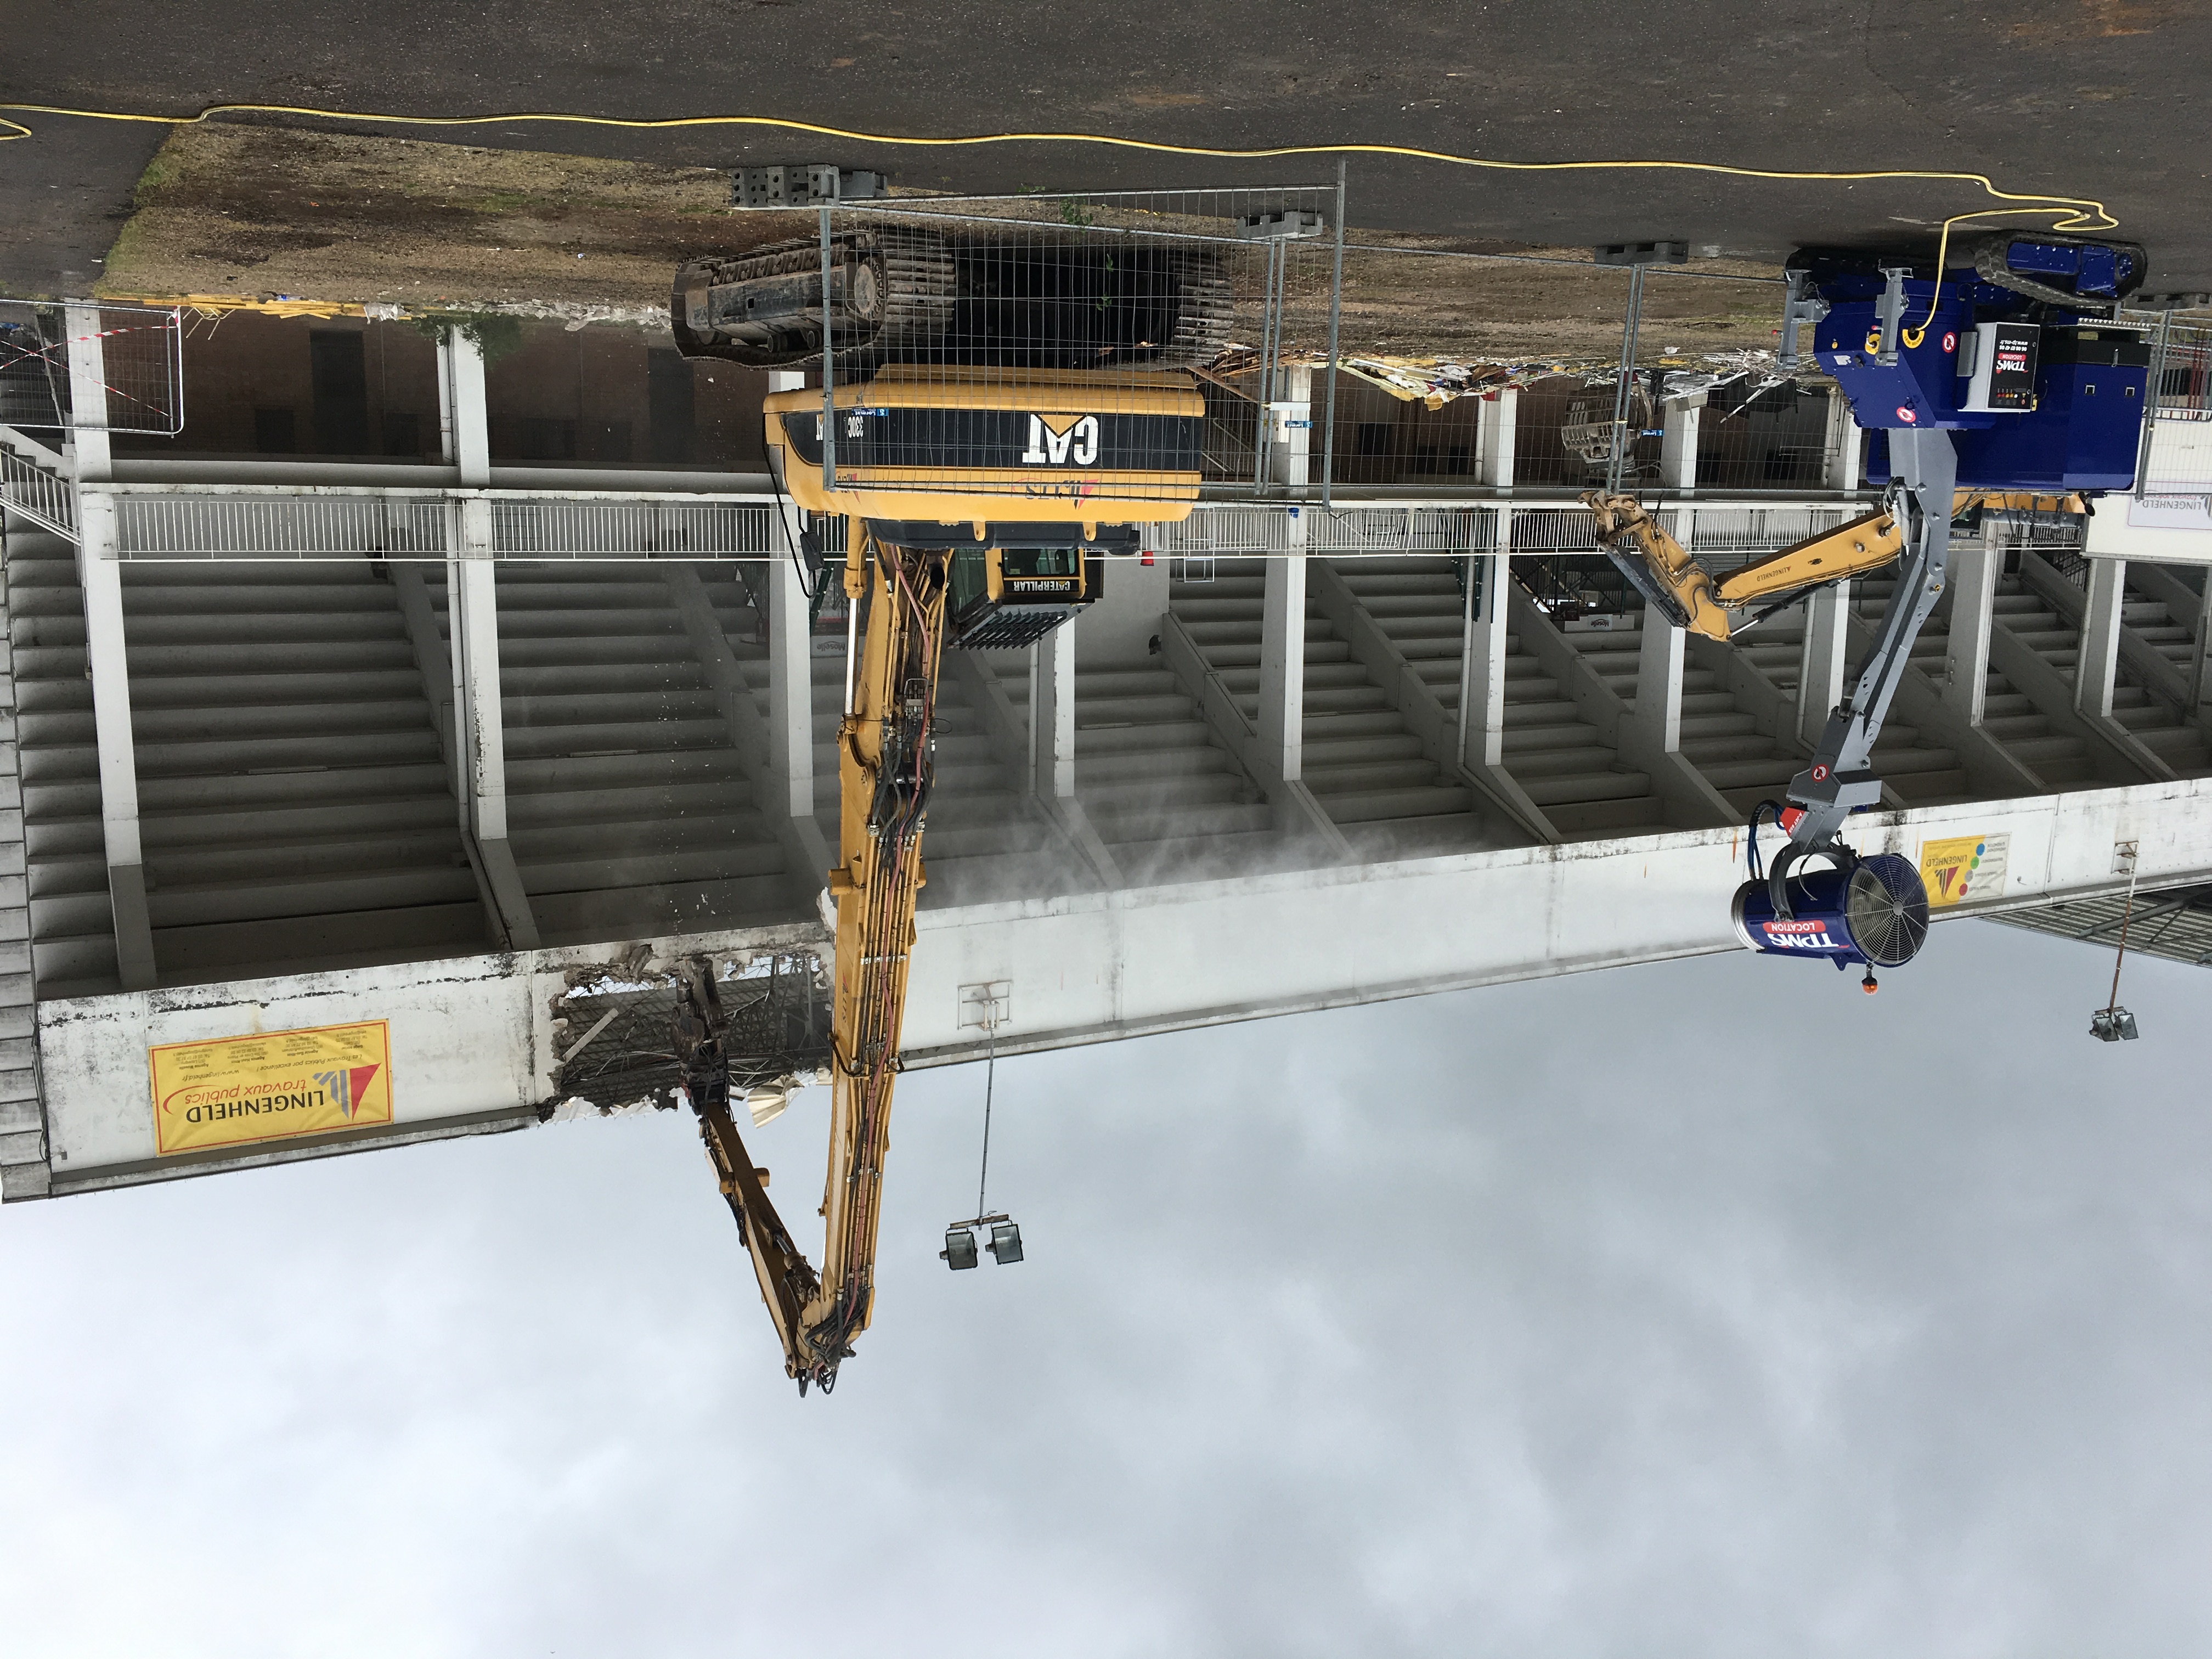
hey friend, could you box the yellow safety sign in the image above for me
[149,1019,393,1155]
[1920,832,2010,909]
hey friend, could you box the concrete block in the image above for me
[2,1160,51,1200]
[0,1126,46,1165]
[0,1005,29,1040]
[0,1094,41,1133]
[0,1065,37,1103]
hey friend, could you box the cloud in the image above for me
[3,921,2210,1657]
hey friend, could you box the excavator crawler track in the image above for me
[674,228,1234,370]
[673,227,958,369]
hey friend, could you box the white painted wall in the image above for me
[1080,551,1171,665]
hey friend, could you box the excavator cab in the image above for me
[945,540,1108,650]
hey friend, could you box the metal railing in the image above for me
[492,499,779,560]
[98,487,783,561]
[0,445,75,541]
[115,492,448,560]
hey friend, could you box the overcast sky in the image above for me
[3,918,2209,1658]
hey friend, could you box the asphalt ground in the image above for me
[3,0,2209,298]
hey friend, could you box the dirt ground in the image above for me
[99,124,1791,366]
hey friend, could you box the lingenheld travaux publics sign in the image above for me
[148,1020,394,1155]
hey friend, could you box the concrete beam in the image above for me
[1257,551,1306,790]
[1460,543,1509,772]
[1268,365,1312,492]
[32,777,2212,1199]
[1503,581,1732,827]
[441,329,492,487]
[1797,580,1850,751]
[1824,387,1863,491]
[1660,403,1700,492]
[389,564,515,945]
[64,314,153,989]
[661,561,831,902]
[61,305,112,485]
[2076,555,2125,720]
[1942,531,2000,726]
[1302,554,1547,845]
[1031,622,1077,800]
[1632,506,1696,754]
[1156,612,1348,855]
[73,495,153,990]
[448,512,540,949]
[943,647,1121,888]
[1477,391,1517,488]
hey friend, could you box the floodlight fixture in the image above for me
[988,1221,1024,1265]
[2090,1007,2140,1042]
[940,1227,979,1270]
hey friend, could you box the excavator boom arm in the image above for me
[1581,493,1903,640]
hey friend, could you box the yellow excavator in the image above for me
[669,223,1211,1390]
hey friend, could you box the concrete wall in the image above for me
[25,777,2212,1199]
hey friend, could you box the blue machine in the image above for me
[1731,849,1929,990]
[1683,231,2155,984]
[1789,238,2153,491]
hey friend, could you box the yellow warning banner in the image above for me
[1920,832,2010,909]
[149,1020,393,1156]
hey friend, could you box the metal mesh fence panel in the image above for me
[0,301,184,436]
[680,188,1340,506]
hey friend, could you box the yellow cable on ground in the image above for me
[0,97,2120,241]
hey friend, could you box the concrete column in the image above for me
[1823,387,1863,492]
[1029,620,1077,799]
[65,311,153,988]
[1659,402,1700,492]
[61,304,111,484]
[764,370,816,830]
[1477,390,1517,488]
[74,494,154,989]
[442,328,491,487]
[1797,579,1850,749]
[1458,519,1510,770]
[1267,365,1312,492]
[1259,553,1307,784]
[448,503,539,948]
[2193,578,2212,723]
[1633,602,1686,752]
[2076,556,2125,719]
[1942,527,2001,725]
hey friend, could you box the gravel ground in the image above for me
[99,125,1792,366]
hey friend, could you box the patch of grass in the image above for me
[406,311,528,364]
[464,190,542,215]
[130,137,189,207]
